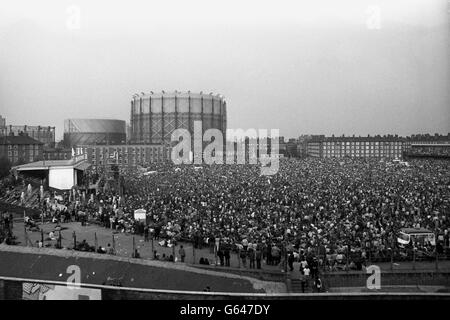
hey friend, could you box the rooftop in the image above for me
[131,91,226,100]
[12,158,90,171]
[0,135,43,145]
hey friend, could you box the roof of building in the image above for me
[0,135,43,145]
[411,143,450,147]
[131,91,226,101]
[12,158,90,171]
[405,133,450,142]
[309,135,405,143]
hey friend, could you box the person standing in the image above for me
[300,273,306,293]
[288,251,295,271]
[179,245,186,263]
[248,245,255,269]
[224,244,231,267]
[304,265,311,290]
[8,212,13,230]
[217,246,224,266]
[240,248,247,268]
[256,245,262,269]
[144,226,149,242]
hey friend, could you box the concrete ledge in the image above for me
[2,276,450,300]
[0,244,286,293]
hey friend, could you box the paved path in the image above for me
[8,221,450,276]
[10,221,286,271]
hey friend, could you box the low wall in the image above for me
[1,277,450,300]
[191,265,287,283]
[321,271,450,289]
[191,265,450,291]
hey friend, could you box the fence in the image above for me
[6,212,450,274]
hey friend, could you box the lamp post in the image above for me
[390,233,394,271]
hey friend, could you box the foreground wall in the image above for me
[1,278,450,300]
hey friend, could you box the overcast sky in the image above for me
[0,0,449,141]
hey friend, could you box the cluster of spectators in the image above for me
[90,158,449,268]
[1,158,449,270]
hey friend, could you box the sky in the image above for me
[0,0,449,141]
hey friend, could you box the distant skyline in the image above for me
[1,0,449,141]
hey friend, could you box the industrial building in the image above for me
[307,135,405,159]
[129,91,227,145]
[0,124,55,148]
[76,144,171,169]
[63,119,126,148]
[0,133,44,165]
[43,148,72,161]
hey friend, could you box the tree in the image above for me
[0,156,12,178]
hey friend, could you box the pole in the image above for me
[214,243,218,267]
[151,234,154,257]
[435,222,439,271]
[284,242,288,273]
[238,248,241,269]
[346,244,349,273]
[390,236,394,271]
[73,231,76,249]
[132,236,135,258]
[23,210,27,247]
[412,247,416,271]
[112,235,116,254]
[95,232,98,250]
[41,229,44,246]
[193,241,196,264]
[172,241,176,262]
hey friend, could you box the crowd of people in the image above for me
[86,158,450,270]
[1,157,449,273]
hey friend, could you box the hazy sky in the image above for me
[0,0,449,141]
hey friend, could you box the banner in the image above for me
[134,209,146,221]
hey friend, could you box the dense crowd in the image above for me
[91,158,450,269]
[1,158,450,272]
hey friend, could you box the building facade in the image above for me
[77,144,171,169]
[130,91,227,145]
[0,125,55,148]
[307,135,404,159]
[406,143,450,159]
[43,148,72,161]
[403,133,450,154]
[0,134,44,165]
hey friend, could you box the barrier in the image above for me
[1,276,450,300]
